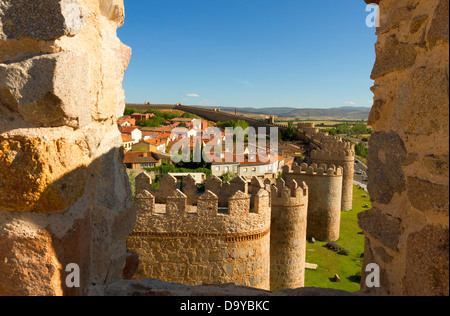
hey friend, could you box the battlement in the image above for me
[282,162,343,177]
[310,148,355,162]
[321,140,355,153]
[133,186,271,235]
[135,172,178,203]
[130,185,271,290]
[271,178,308,202]
[205,175,249,206]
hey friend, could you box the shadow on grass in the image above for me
[347,275,362,284]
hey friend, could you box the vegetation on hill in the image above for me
[322,123,372,136]
[216,119,249,130]
[123,106,201,128]
[281,121,303,142]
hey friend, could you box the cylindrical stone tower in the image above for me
[270,178,308,292]
[310,142,355,212]
[283,163,343,242]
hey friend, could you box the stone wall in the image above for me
[205,175,249,207]
[283,163,343,241]
[135,172,177,203]
[270,179,308,291]
[127,187,272,290]
[311,146,355,211]
[0,0,134,296]
[359,0,449,296]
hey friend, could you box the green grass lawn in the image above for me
[304,186,371,292]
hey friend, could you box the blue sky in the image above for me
[118,0,377,109]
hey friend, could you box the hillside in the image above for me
[215,106,371,121]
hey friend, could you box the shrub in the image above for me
[325,242,350,256]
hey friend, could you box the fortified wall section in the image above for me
[270,179,308,291]
[127,103,288,131]
[311,146,355,211]
[127,187,271,290]
[205,175,249,207]
[283,163,343,241]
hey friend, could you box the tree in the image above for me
[281,121,302,142]
[221,172,238,183]
[355,142,368,159]
[350,123,368,135]
[137,116,166,127]
[124,107,139,116]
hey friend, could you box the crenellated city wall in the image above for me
[283,163,343,241]
[127,183,271,290]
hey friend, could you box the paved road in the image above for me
[353,159,368,191]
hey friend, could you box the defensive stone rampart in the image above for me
[283,163,343,241]
[127,187,271,290]
[270,178,308,291]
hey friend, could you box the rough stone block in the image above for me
[404,225,449,296]
[395,61,449,136]
[427,0,449,47]
[371,35,417,79]
[0,52,91,128]
[406,177,449,216]
[358,208,403,251]
[0,136,89,213]
[367,131,407,205]
[0,0,87,40]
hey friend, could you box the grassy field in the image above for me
[304,185,371,292]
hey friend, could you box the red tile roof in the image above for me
[123,151,159,164]
[121,134,134,142]
[119,126,139,133]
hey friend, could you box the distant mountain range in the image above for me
[211,106,371,121]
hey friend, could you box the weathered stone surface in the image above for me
[371,35,417,79]
[367,132,407,204]
[358,208,403,251]
[0,52,91,128]
[395,61,449,135]
[359,237,391,296]
[0,229,63,296]
[407,177,449,216]
[362,0,449,297]
[0,136,89,213]
[0,0,87,40]
[123,250,140,280]
[427,0,449,47]
[100,0,125,26]
[423,155,449,177]
[105,278,353,296]
[404,225,449,296]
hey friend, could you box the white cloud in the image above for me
[233,78,254,87]
[186,94,200,97]
[345,101,356,105]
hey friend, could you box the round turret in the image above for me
[270,178,309,291]
[283,163,343,241]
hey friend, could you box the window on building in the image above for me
[141,163,156,168]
